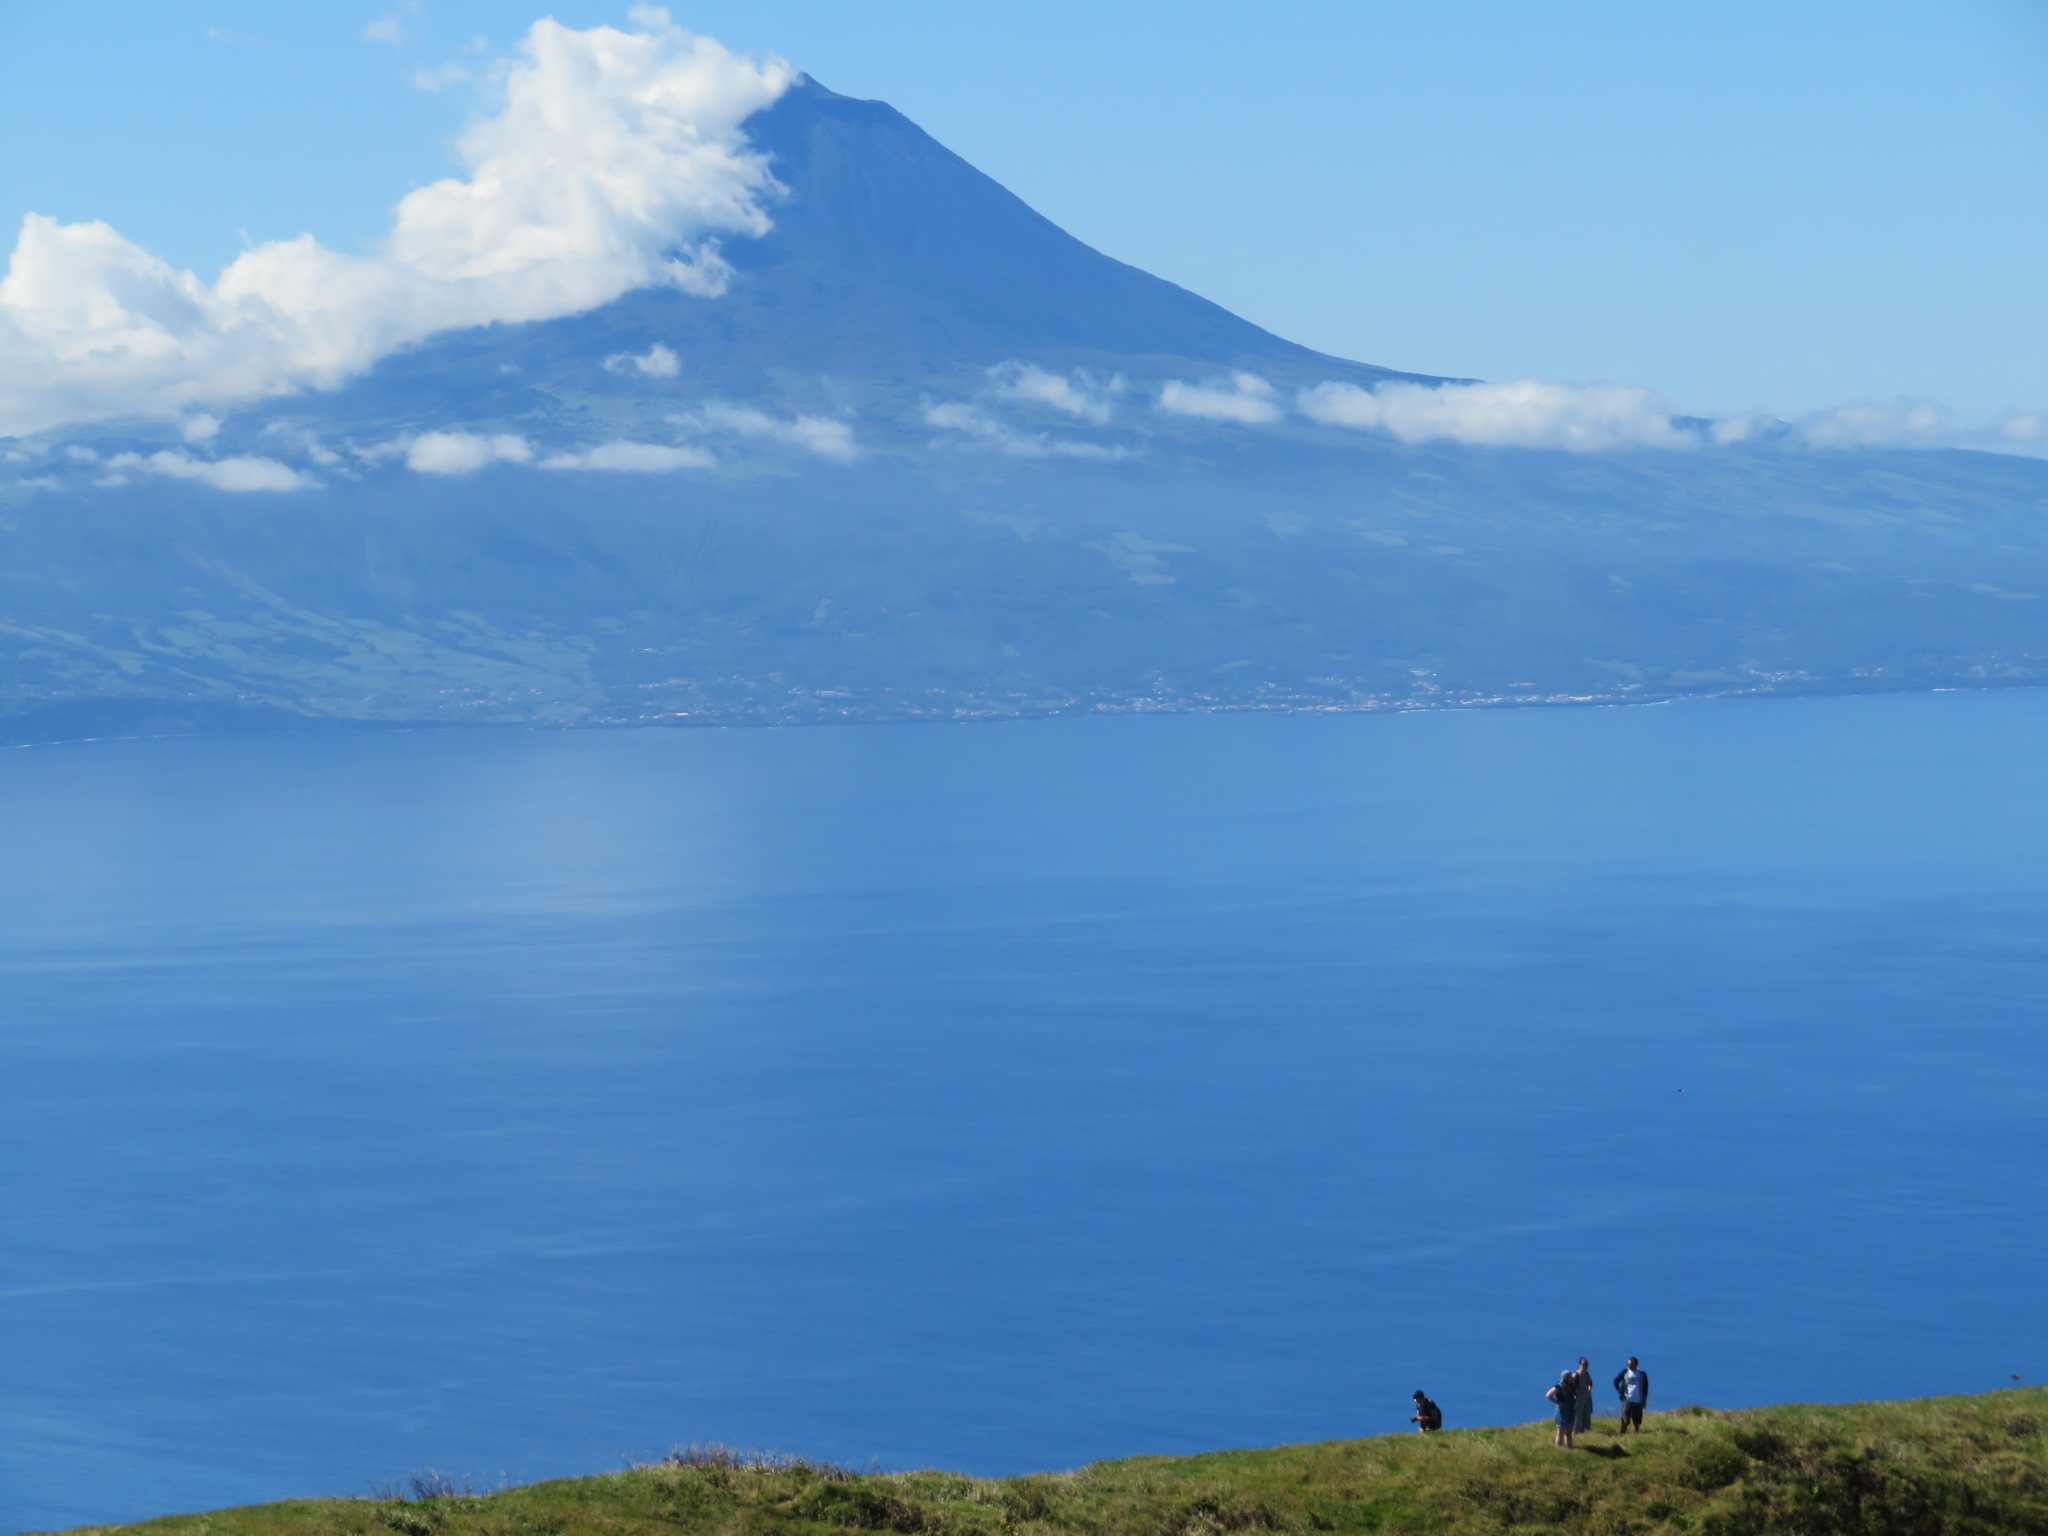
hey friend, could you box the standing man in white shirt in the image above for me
[1613,1357,1650,1433]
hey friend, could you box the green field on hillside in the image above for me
[57,1389,2048,1536]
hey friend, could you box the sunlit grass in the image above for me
[57,1389,2048,1536]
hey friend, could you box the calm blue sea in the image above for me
[2,691,2045,1529]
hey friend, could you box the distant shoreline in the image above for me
[8,675,2047,751]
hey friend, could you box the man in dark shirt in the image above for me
[1613,1357,1650,1432]
[1410,1390,1443,1432]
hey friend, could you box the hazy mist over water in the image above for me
[2,691,2044,1529]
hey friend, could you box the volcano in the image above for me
[1,75,2046,743]
[317,73,1429,433]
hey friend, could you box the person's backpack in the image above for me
[1419,1399,1442,1428]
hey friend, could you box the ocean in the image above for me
[2,690,2043,1529]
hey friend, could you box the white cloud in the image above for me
[604,342,681,377]
[406,431,532,474]
[677,402,858,459]
[362,3,419,46]
[1713,401,2048,457]
[1794,400,1945,449]
[987,362,1123,424]
[1158,373,1283,424]
[782,417,857,459]
[412,61,478,91]
[260,421,343,465]
[925,402,992,434]
[0,10,795,437]
[923,401,1125,460]
[1298,378,1694,451]
[180,413,221,442]
[1706,413,1771,446]
[784,417,858,459]
[541,440,714,472]
[1294,379,2048,459]
[105,449,311,492]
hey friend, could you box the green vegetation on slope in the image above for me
[60,1390,2048,1536]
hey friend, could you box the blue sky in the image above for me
[0,0,2040,422]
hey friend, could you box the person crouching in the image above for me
[1410,1390,1442,1432]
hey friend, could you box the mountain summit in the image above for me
[713,75,1416,376]
[347,74,1422,427]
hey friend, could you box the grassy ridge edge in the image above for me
[54,1388,2048,1536]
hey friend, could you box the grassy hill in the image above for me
[56,1389,2048,1536]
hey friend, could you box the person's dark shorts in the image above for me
[1621,1401,1644,1429]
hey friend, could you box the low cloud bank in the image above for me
[606,343,683,378]
[1158,373,1283,424]
[1997,414,2048,449]
[987,363,1124,424]
[921,364,1129,457]
[1718,400,2048,456]
[406,432,532,474]
[676,402,859,460]
[394,430,714,474]
[541,440,714,472]
[0,9,793,436]
[1154,373,2047,459]
[27,407,857,492]
[1298,379,1693,451]
[104,449,311,492]
[1154,370,1691,449]
[1778,401,1946,450]
[924,401,1125,460]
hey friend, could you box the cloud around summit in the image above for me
[0,9,794,437]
